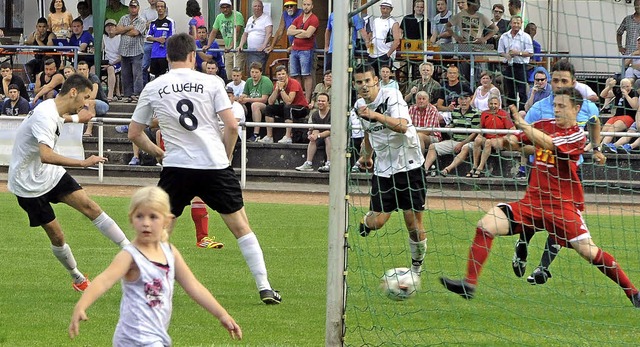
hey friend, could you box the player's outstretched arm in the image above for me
[69,250,133,339]
[172,246,242,340]
[39,143,107,167]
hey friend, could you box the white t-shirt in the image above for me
[245,14,273,50]
[354,88,424,177]
[132,68,232,170]
[8,99,66,197]
[369,16,398,59]
[103,34,122,65]
[226,80,246,97]
[81,15,94,31]
[574,81,597,100]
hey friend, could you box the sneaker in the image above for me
[359,218,372,237]
[258,136,273,143]
[603,143,617,154]
[259,289,282,305]
[72,275,91,292]
[618,144,633,154]
[512,240,528,278]
[351,164,361,173]
[439,277,475,300]
[630,292,640,308]
[115,125,129,133]
[526,266,552,285]
[318,163,330,172]
[128,156,140,165]
[248,134,260,142]
[196,236,224,249]
[295,161,314,172]
[277,136,293,144]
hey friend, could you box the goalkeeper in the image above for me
[353,64,427,275]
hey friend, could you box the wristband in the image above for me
[594,146,602,152]
[71,114,80,123]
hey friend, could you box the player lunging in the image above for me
[128,33,281,304]
[8,74,130,291]
[440,88,640,307]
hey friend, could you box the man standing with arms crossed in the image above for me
[128,33,281,305]
[286,0,319,102]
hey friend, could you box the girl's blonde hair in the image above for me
[129,186,172,241]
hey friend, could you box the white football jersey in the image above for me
[132,68,232,170]
[354,88,424,177]
[8,100,67,197]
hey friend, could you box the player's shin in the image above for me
[466,227,495,286]
[237,232,271,291]
[92,212,130,247]
[409,236,427,274]
[191,201,209,242]
[592,249,639,297]
[51,244,84,281]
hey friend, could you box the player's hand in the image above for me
[358,157,373,170]
[619,46,626,54]
[356,106,376,121]
[82,155,107,167]
[593,150,606,165]
[219,315,242,340]
[68,309,88,339]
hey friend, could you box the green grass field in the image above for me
[0,192,639,346]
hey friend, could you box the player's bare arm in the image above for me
[357,106,409,133]
[358,133,374,169]
[128,120,165,160]
[509,105,554,150]
[39,143,107,167]
[219,108,239,160]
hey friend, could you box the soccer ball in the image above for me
[380,267,420,301]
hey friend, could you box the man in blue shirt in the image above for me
[2,84,31,116]
[523,67,551,112]
[324,12,365,73]
[69,18,94,67]
[146,0,174,78]
[510,59,606,286]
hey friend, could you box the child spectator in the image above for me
[69,186,242,344]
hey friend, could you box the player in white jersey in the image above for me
[127,33,281,304]
[353,64,428,276]
[7,74,130,292]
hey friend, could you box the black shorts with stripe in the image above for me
[370,167,427,213]
[16,172,82,227]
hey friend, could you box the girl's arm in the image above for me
[173,246,242,340]
[69,250,134,339]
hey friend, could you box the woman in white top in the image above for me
[471,71,501,111]
[379,65,399,90]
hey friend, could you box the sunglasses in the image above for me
[535,78,546,82]
[284,4,296,8]
[493,10,503,13]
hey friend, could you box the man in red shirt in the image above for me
[260,65,309,144]
[286,0,318,102]
[440,88,640,308]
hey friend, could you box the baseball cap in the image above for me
[128,0,139,7]
[458,91,471,98]
[636,36,640,41]
[225,86,234,94]
[105,19,117,26]
[380,0,393,8]
[220,0,232,6]
[284,0,297,6]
